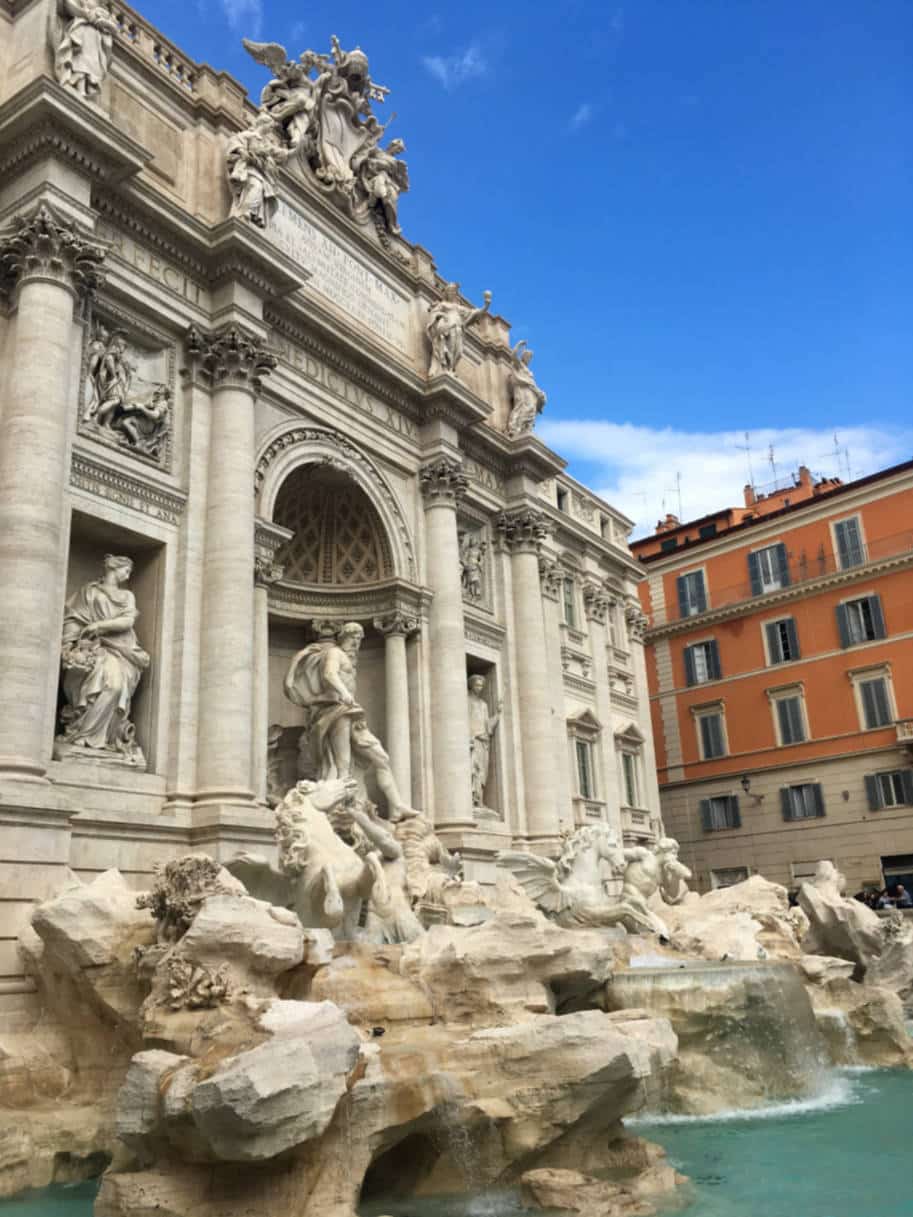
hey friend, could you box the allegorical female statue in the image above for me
[52,0,118,100]
[467,675,501,812]
[506,340,547,438]
[426,283,492,376]
[55,555,150,766]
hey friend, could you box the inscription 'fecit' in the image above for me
[269,202,409,353]
[96,223,204,305]
[271,336,416,440]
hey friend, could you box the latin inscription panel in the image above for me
[269,201,410,353]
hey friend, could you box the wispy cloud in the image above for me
[290,20,307,44]
[570,102,594,130]
[538,420,913,538]
[221,0,262,36]
[422,44,488,90]
[610,6,625,36]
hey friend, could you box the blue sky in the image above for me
[142,0,911,534]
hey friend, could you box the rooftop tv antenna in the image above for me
[831,432,853,482]
[663,471,683,520]
[767,443,778,485]
[735,431,756,490]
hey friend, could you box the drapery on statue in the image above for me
[498,832,691,938]
[467,675,501,811]
[55,555,150,766]
[51,0,117,99]
[284,622,417,822]
[83,325,171,461]
[459,531,485,601]
[226,112,289,229]
[426,282,492,376]
[239,35,408,236]
[506,340,547,438]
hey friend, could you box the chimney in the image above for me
[798,465,812,489]
[743,483,756,507]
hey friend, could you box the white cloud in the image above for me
[290,20,307,44]
[538,419,913,539]
[221,0,262,36]
[570,102,594,130]
[422,44,488,90]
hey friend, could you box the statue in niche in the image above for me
[55,554,150,767]
[226,112,289,230]
[240,35,408,236]
[467,676,501,813]
[283,621,418,822]
[459,531,486,601]
[506,340,547,438]
[426,283,492,376]
[51,0,117,100]
[83,325,171,461]
[498,830,691,938]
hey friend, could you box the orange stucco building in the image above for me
[632,459,913,894]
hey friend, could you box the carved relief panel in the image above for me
[79,307,175,471]
[458,521,492,612]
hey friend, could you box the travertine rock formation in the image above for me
[655,874,808,963]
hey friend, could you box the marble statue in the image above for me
[265,723,285,808]
[459,531,486,601]
[51,0,117,99]
[499,831,691,937]
[83,325,171,461]
[55,555,150,766]
[506,341,547,438]
[240,35,408,235]
[467,675,501,812]
[396,813,463,909]
[283,621,417,821]
[228,778,391,941]
[137,855,232,944]
[165,956,231,1011]
[226,112,289,229]
[426,283,492,376]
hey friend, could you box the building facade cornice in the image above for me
[70,450,187,525]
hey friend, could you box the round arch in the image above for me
[255,423,417,583]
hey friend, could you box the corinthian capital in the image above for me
[374,611,420,639]
[186,324,277,394]
[419,456,468,505]
[625,602,649,642]
[582,581,610,624]
[497,507,552,554]
[538,557,562,601]
[254,557,285,588]
[0,204,106,302]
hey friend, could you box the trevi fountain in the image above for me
[0,4,911,1217]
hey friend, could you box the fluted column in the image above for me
[252,556,285,802]
[188,325,277,807]
[0,205,106,781]
[420,457,474,827]
[499,508,559,844]
[374,611,420,804]
[583,581,622,834]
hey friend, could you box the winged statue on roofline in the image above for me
[224,33,408,237]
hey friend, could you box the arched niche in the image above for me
[255,423,416,583]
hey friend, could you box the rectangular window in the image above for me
[698,711,726,759]
[562,578,577,628]
[699,522,718,540]
[781,783,825,821]
[660,537,678,553]
[749,542,790,595]
[834,516,865,569]
[711,866,750,888]
[859,677,893,730]
[837,596,886,647]
[776,695,807,745]
[676,570,707,618]
[866,770,913,810]
[684,639,721,686]
[622,752,639,807]
[575,740,595,800]
[699,795,741,831]
[766,618,800,665]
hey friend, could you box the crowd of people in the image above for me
[854,883,913,909]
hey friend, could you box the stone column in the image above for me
[583,581,623,834]
[188,326,277,807]
[0,206,106,782]
[374,612,419,805]
[252,556,285,802]
[499,508,559,846]
[420,457,475,827]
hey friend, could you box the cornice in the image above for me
[563,672,597,698]
[422,374,491,430]
[70,449,187,525]
[267,578,432,623]
[463,610,506,651]
[645,548,913,642]
[0,79,151,186]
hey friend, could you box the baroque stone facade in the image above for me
[0,3,659,1010]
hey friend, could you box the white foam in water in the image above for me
[627,1069,865,1126]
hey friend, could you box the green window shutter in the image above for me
[765,622,782,663]
[861,681,878,728]
[748,551,762,596]
[709,639,722,680]
[785,618,800,660]
[684,646,697,686]
[775,542,790,587]
[835,518,864,568]
[778,698,803,744]
[676,576,689,619]
[699,799,713,831]
[868,595,886,640]
[836,603,851,649]
[864,774,882,811]
[813,784,826,817]
[780,788,793,820]
[694,573,708,613]
[729,795,742,828]
[872,680,891,726]
[900,771,913,806]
